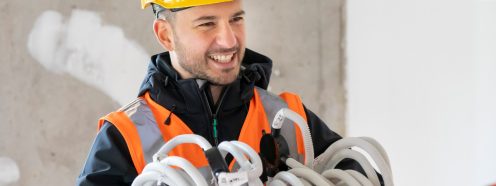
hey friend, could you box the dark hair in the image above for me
[152,3,176,22]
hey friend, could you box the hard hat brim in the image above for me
[141,0,234,10]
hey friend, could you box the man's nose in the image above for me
[215,22,237,49]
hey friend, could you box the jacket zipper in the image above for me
[202,85,230,146]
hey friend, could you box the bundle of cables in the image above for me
[265,109,394,186]
[267,136,394,186]
[131,134,263,186]
[132,108,394,186]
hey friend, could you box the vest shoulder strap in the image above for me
[98,95,207,174]
[278,91,308,157]
[254,87,307,119]
[255,87,308,125]
[254,87,308,161]
[255,87,289,125]
[97,98,154,174]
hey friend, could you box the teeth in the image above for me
[209,54,234,63]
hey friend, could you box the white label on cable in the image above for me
[217,172,249,186]
[272,109,285,128]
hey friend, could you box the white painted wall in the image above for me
[347,0,496,185]
[28,10,149,106]
[0,157,20,186]
[474,0,496,184]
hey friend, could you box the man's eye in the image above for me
[231,16,244,22]
[199,22,215,27]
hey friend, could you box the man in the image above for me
[77,0,367,185]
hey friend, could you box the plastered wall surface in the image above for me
[347,0,496,185]
[0,0,345,185]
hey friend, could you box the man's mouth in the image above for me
[208,53,235,63]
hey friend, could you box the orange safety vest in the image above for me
[97,87,308,175]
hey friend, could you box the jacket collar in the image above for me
[137,48,273,113]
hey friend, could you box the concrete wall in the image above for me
[347,0,496,185]
[0,0,346,185]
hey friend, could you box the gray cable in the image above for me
[325,149,380,186]
[218,141,251,171]
[133,161,188,186]
[345,170,374,186]
[289,168,335,186]
[314,137,393,186]
[272,109,314,168]
[219,141,263,186]
[230,141,264,180]
[300,179,312,186]
[286,158,306,169]
[131,171,162,186]
[153,134,212,162]
[321,169,361,186]
[269,179,288,186]
[359,137,392,173]
[272,171,304,186]
[159,156,209,186]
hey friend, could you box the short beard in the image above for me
[173,33,243,86]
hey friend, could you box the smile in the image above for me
[208,53,235,63]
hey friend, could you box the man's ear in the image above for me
[153,19,175,51]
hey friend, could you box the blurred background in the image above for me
[0,0,494,185]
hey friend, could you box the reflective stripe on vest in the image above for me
[98,87,308,177]
[255,87,308,163]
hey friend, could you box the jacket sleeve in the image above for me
[77,122,138,186]
[303,105,384,185]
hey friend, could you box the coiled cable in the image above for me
[325,148,380,186]
[153,134,212,162]
[315,137,393,186]
[272,108,314,168]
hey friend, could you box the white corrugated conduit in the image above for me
[132,109,394,186]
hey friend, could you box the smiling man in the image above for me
[77,0,368,185]
[160,1,247,102]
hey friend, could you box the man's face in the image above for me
[169,0,245,85]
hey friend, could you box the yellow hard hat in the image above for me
[141,0,233,10]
